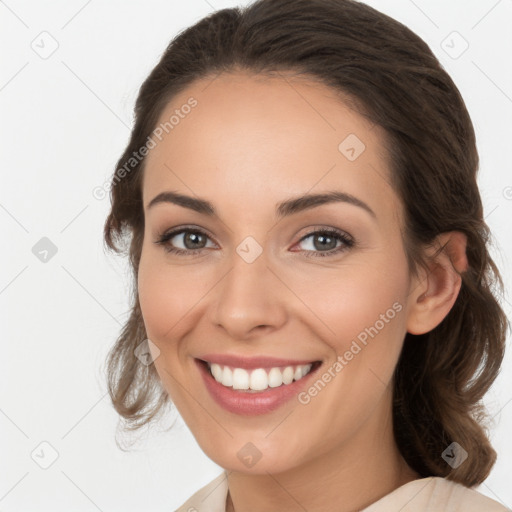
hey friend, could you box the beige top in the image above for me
[175,471,510,512]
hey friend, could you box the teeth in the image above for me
[211,363,223,382]
[232,368,249,390]
[249,368,268,391]
[282,366,294,385]
[268,367,283,388]
[208,362,313,391]
[222,366,233,387]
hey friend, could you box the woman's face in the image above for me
[138,72,419,474]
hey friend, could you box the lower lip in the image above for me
[196,359,321,415]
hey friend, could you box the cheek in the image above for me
[290,257,409,351]
[283,263,409,451]
[316,258,409,393]
[137,251,209,342]
[137,250,204,406]
[138,263,175,341]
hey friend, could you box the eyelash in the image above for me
[154,226,355,259]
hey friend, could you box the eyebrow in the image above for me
[147,190,376,219]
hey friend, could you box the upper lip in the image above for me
[197,353,319,369]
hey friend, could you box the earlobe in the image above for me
[406,231,468,335]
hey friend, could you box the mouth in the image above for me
[195,356,322,415]
[206,360,318,391]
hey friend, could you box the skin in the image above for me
[137,71,467,512]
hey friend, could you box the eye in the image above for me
[294,228,355,258]
[154,226,355,258]
[154,227,216,256]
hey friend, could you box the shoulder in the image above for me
[174,472,229,512]
[362,476,510,512]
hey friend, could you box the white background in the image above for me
[1,0,511,510]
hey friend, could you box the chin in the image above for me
[196,434,310,475]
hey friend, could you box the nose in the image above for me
[208,247,288,340]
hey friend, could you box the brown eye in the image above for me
[181,231,208,249]
[295,228,355,258]
[155,228,216,255]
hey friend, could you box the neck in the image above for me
[225,390,420,512]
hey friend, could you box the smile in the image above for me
[195,356,322,415]
[208,362,313,391]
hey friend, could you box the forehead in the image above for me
[142,71,400,224]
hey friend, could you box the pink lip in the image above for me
[195,358,321,416]
[198,353,316,369]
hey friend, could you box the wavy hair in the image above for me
[102,0,508,485]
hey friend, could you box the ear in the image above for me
[406,231,468,335]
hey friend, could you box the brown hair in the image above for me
[102,0,508,486]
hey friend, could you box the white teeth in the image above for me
[232,368,249,390]
[249,368,268,391]
[268,367,283,388]
[208,362,314,391]
[282,366,294,385]
[211,363,223,382]
[222,366,233,387]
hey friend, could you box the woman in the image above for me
[102,0,509,510]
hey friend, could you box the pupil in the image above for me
[185,232,204,249]
[315,234,336,251]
